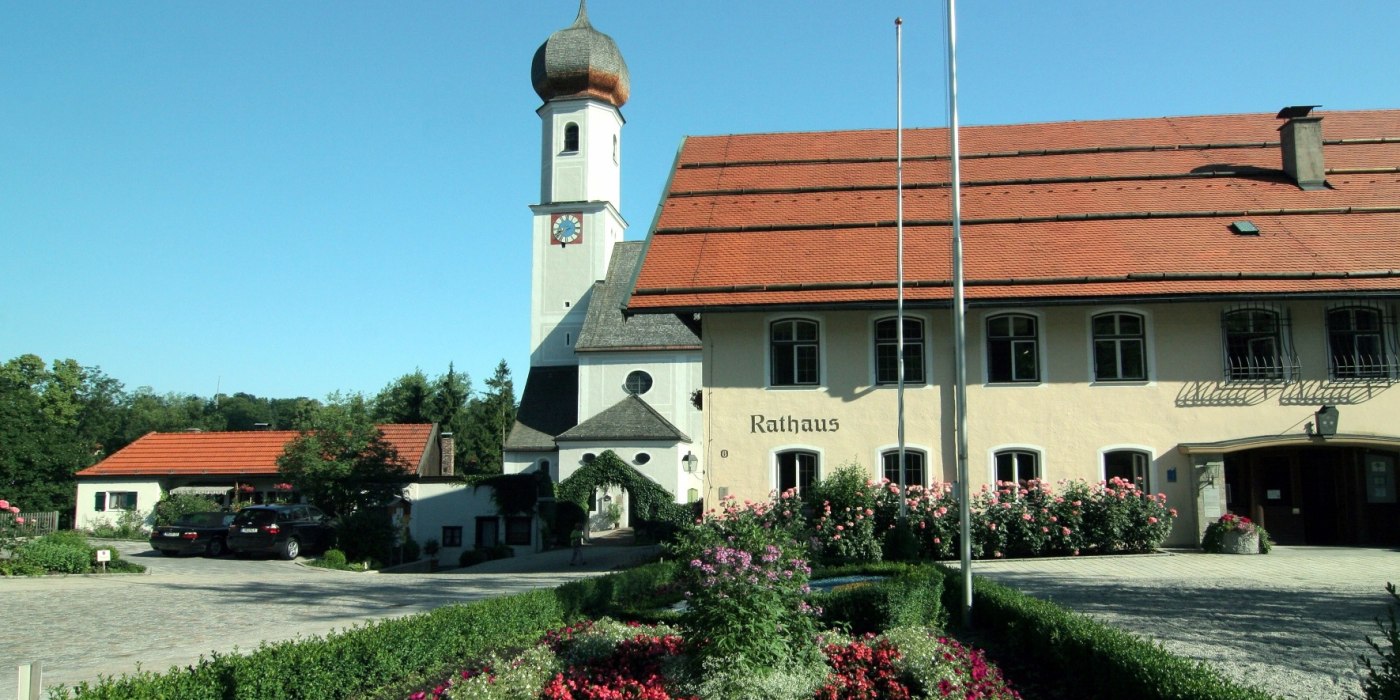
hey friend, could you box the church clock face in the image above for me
[551,212,583,247]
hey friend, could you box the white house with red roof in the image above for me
[74,424,496,562]
[626,106,1400,547]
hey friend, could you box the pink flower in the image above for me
[835,525,844,532]
[933,537,941,544]
[988,522,997,531]
[6,506,16,515]
[0,499,8,510]
[833,534,841,540]
[14,517,25,525]
[1148,516,1159,524]
[1061,527,1071,536]
[1021,513,1032,521]
[1169,508,1179,517]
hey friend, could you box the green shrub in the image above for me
[818,567,944,636]
[335,509,396,564]
[18,538,91,573]
[87,509,148,540]
[882,519,920,562]
[458,548,490,568]
[1360,582,1400,700]
[0,560,46,576]
[153,494,224,527]
[322,549,348,567]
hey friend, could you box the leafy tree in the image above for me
[371,370,434,425]
[461,360,516,474]
[0,355,113,513]
[277,393,414,518]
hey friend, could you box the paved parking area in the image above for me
[969,547,1398,699]
[0,536,657,699]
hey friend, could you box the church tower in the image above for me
[528,1,629,367]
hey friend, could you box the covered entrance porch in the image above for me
[1182,435,1400,547]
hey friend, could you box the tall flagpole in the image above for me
[946,0,973,627]
[895,17,908,519]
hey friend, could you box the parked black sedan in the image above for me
[227,504,334,560]
[149,512,236,557]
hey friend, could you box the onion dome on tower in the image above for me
[531,1,630,108]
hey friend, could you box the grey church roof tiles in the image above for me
[503,365,579,452]
[576,241,700,352]
[555,394,691,443]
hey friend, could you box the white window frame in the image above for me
[878,446,930,487]
[766,314,825,389]
[871,314,929,386]
[1088,308,1154,384]
[988,445,1043,486]
[772,446,823,495]
[982,310,1045,385]
[1099,445,1156,493]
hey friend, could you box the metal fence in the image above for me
[0,511,60,533]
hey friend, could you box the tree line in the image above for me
[0,354,517,515]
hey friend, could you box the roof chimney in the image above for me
[439,432,455,476]
[1277,105,1326,190]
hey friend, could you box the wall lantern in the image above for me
[1313,405,1340,438]
[682,452,700,473]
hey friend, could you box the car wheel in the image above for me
[279,537,300,561]
[206,538,227,557]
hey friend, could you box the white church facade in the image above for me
[503,3,704,532]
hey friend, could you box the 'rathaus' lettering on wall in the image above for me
[750,415,840,434]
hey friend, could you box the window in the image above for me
[771,319,820,386]
[882,449,926,487]
[875,317,926,384]
[987,314,1039,383]
[1222,307,1293,381]
[563,123,579,152]
[1328,306,1392,380]
[994,450,1039,486]
[624,370,653,395]
[1103,450,1150,491]
[504,516,533,546]
[633,452,651,465]
[95,491,137,512]
[442,526,463,548]
[1093,312,1146,381]
[777,450,819,494]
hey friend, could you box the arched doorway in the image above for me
[1224,446,1398,545]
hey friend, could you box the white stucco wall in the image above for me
[75,479,164,531]
[699,300,1400,546]
[405,481,502,561]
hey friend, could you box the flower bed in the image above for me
[402,618,1020,700]
[1201,513,1273,554]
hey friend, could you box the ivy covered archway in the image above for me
[556,450,690,529]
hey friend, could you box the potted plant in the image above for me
[424,538,440,572]
[1202,512,1270,554]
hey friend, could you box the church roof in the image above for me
[504,365,579,452]
[531,1,629,108]
[76,424,436,478]
[576,242,701,352]
[555,394,691,443]
[627,108,1400,312]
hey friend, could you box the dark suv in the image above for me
[227,504,334,560]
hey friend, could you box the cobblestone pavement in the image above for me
[0,535,658,699]
[966,546,1399,700]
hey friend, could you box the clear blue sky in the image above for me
[3,1,1396,400]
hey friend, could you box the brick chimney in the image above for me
[439,432,455,476]
[1277,105,1326,190]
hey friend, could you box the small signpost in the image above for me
[95,548,110,573]
[18,661,42,700]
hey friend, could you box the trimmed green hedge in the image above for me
[56,562,684,699]
[817,565,945,636]
[934,565,1281,700]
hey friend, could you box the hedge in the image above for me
[55,561,684,699]
[816,564,945,636]
[934,564,1282,700]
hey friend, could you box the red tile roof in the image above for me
[629,109,1400,311]
[76,424,436,478]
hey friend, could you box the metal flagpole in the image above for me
[945,0,973,627]
[895,17,908,519]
